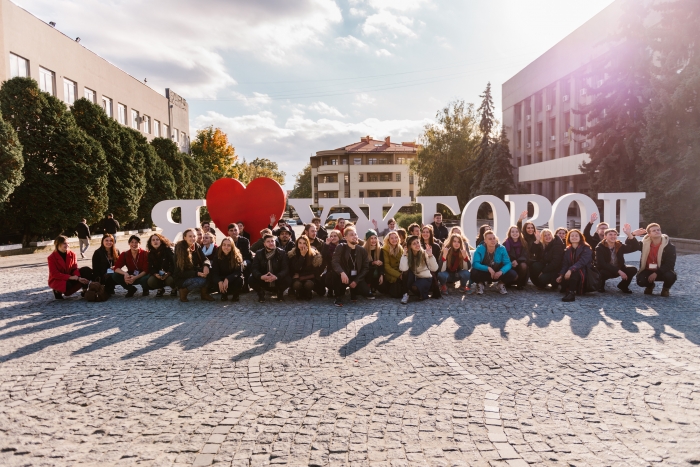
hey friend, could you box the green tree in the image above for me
[577,0,652,194]
[637,0,700,238]
[289,163,312,198]
[133,133,176,226]
[235,157,286,185]
[411,100,480,207]
[0,111,23,205]
[470,82,496,196]
[151,137,197,199]
[190,126,238,180]
[71,98,146,223]
[478,127,515,199]
[0,77,108,242]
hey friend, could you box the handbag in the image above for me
[85,282,109,302]
[585,265,601,293]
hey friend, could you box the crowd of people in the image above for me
[47,212,678,304]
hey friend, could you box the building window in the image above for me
[354,158,362,165]
[323,160,328,166]
[142,115,150,133]
[118,104,126,125]
[368,191,378,197]
[368,174,379,182]
[409,174,414,184]
[397,157,406,164]
[358,174,364,182]
[153,120,160,137]
[39,67,55,95]
[331,159,337,165]
[313,176,318,187]
[344,174,349,183]
[9,53,29,78]
[396,173,401,182]
[342,158,347,165]
[172,128,179,143]
[379,158,388,164]
[368,158,377,165]
[379,174,391,182]
[102,96,113,118]
[396,190,401,196]
[130,109,139,129]
[162,124,169,138]
[409,191,414,199]
[63,78,76,105]
[359,191,364,197]
[84,88,96,103]
[380,190,392,197]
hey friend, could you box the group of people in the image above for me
[47,212,678,305]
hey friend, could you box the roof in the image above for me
[313,136,419,157]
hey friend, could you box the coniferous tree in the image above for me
[0,77,108,242]
[0,111,23,205]
[133,133,176,226]
[72,98,146,223]
[479,127,515,199]
[637,0,700,237]
[470,82,495,196]
[577,0,652,194]
[151,137,197,199]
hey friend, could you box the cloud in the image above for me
[361,10,416,38]
[366,0,432,12]
[375,48,392,57]
[434,35,452,50]
[307,102,346,118]
[353,93,377,106]
[14,0,342,98]
[335,35,369,51]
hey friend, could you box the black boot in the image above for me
[562,291,576,302]
[125,286,137,297]
[220,293,228,301]
[156,288,165,297]
[142,288,150,297]
[53,290,64,300]
[231,292,240,302]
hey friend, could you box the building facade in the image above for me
[501,1,625,201]
[0,0,190,152]
[310,136,419,205]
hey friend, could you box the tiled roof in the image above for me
[336,137,418,153]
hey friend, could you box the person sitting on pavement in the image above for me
[364,230,384,294]
[312,217,328,241]
[227,223,253,292]
[503,225,530,290]
[251,234,291,303]
[438,233,471,295]
[236,221,251,241]
[92,234,119,295]
[211,236,244,302]
[583,212,608,250]
[529,229,565,291]
[268,215,296,242]
[146,233,176,297]
[111,235,151,297]
[470,231,517,295]
[48,235,91,299]
[624,223,677,297]
[557,229,593,302]
[201,232,217,262]
[277,225,295,253]
[379,231,405,299]
[74,218,91,259]
[331,226,375,307]
[595,226,639,294]
[431,213,449,243]
[399,235,439,303]
[288,235,325,300]
[173,228,214,302]
[517,212,543,266]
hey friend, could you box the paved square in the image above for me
[0,252,699,466]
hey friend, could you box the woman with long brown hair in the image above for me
[210,236,244,301]
[399,235,439,303]
[503,225,529,289]
[556,229,593,302]
[288,235,325,300]
[438,233,471,294]
[92,234,119,295]
[173,228,214,302]
[146,233,176,297]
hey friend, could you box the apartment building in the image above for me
[310,136,419,205]
[501,0,625,200]
[0,0,190,152]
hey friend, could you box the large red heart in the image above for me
[206,177,286,243]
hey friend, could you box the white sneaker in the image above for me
[497,283,507,295]
[401,293,409,304]
[476,283,484,295]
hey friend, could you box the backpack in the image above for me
[84,282,109,302]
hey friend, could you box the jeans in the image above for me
[637,269,677,290]
[404,271,433,300]
[181,276,208,291]
[600,265,637,290]
[251,276,292,298]
[470,268,518,286]
[333,274,371,301]
[111,273,151,292]
[79,238,90,256]
[437,270,470,288]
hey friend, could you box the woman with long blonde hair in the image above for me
[210,236,244,301]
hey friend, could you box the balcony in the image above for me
[317,182,340,192]
[317,164,348,173]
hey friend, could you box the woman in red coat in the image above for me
[48,235,92,299]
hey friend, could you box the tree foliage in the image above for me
[0,77,108,241]
[289,163,312,198]
[135,133,176,226]
[0,111,23,205]
[190,126,238,181]
[235,158,286,186]
[478,127,515,199]
[151,137,199,200]
[470,82,496,196]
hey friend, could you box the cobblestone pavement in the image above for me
[0,252,699,467]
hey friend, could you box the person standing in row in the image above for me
[111,235,151,297]
[48,235,92,299]
[211,236,245,302]
[251,234,291,303]
[173,228,214,302]
[102,213,119,236]
[146,233,176,297]
[74,218,91,259]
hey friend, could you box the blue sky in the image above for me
[17,0,615,188]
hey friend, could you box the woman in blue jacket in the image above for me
[470,230,517,295]
[556,229,593,302]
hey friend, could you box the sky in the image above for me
[16,0,615,189]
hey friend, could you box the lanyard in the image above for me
[348,247,357,271]
[131,249,140,270]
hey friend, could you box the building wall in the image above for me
[0,0,189,150]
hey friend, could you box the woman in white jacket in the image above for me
[399,235,439,303]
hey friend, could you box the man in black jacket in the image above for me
[624,223,677,297]
[331,226,375,307]
[75,218,91,259]
[312,217,328,241]
[583,213,608,249]
[595,228,638,293]
[103,213,120,235]
[277,226,295,253]
[431,213,449,242]
[251,234,291,302]
[304,223,325,252]
[228,223,253,292]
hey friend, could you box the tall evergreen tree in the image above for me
[0,77,108,242]
[0,111,24,205]
[637,0,700,237]
[470,82,496,196]
[479,127,515,199]
[133,133,176,226]
[577,0,652,194]
[151,137,197,199]
[71,98,146,223]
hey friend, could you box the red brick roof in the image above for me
[336,136,418,153]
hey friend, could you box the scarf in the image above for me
[504,237,523,259]
[202,244,215,256]
[265,248,277,286]
[446,249,461,272]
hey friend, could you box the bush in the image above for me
[395,212,422,229]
